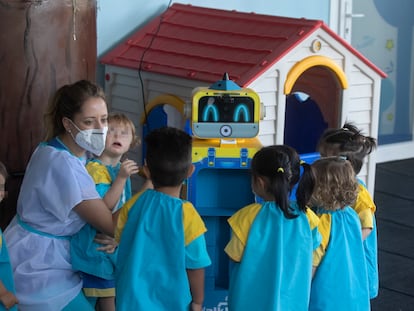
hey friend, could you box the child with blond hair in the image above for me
[317,123,378,298]
[296,157,370,310]
[71,112,148,311]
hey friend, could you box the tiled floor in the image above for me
[371,158,414,310]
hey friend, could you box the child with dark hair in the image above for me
[0,161,18,310]
[114,127,211,311]
[296,157,370,311]
[317,122,378,298]
[317,123,376,176]
[224,145,321,311]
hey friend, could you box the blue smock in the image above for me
[115,190,211,311]
[310,207,370,311]
[226,202,318,311]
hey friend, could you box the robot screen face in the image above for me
[198,95,254,123]
[193,94,259,139]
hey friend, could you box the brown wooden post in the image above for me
[0,0,97,229]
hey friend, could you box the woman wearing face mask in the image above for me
[4,80,115,311]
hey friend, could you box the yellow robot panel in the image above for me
[191,87,261,139]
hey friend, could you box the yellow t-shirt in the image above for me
[115,191,206,246]
[86,160,111,184]
[312,213,331,267]
[353,184,376,229]
[225,203,320,262]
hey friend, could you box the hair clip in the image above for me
[319,155,347,161]
[277,167,284,173]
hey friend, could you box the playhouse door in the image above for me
[284,92,328,154]
[284,65,343,154]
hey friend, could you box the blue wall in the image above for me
[97,0,330,56]
[352,0,414,146]
[96,0,330,91]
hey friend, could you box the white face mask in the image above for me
[68,119,108,156]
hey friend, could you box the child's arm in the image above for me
[94,233,118,254]
[354,184,375,240]
[0,280,18,309]
[103,159,139,210]
[312,266,317,278]
[182,203,211,310]
[361,225,373,240]
[93,199,129,253]
[186,268,205,311]
[74,199,114,236]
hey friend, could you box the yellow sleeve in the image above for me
[353,184,376,229]
[224,232,244,262]
[115,192,141,243]
[86,161,111,184]
[224,203,262,262]
[182,201,207,246]
[305,208,320,230]
[312,213,331,267]
[358,208,374,229]
[313,246,325,267]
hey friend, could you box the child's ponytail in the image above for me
[271,165,295,218]
[251,145,300,219]
[296,162,315,212]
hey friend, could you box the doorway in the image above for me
[284,64,343,154]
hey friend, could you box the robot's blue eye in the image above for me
[202,103,219,122]
[233,104,250,122]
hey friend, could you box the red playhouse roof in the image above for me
[101,3,386,86]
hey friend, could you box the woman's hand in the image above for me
[0,282,18,309]
[94,233,118,254]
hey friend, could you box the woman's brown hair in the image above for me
[43,80,105,141]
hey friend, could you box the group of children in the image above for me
[0,81,378,311]
[224,123,378,311]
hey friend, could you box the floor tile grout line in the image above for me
[377,286,414,298]
[374,190,414,202]
[378,248,414,261]
[377,218,414,229]
[376,166,414,179]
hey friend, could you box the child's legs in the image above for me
[86,296,97,307]
[62,291,95,311]
[82,273,115,311]
[96,296,115,311]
